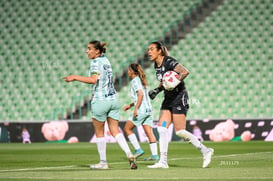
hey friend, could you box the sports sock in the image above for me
[157,126,169,164]
[115,133,131,157]
[96,137,107,163]
[128,133,141,150]
[176,129,207,154]
[149,142,158,156]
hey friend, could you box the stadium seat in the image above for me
[121,0,273,120]
[1,0,272,121]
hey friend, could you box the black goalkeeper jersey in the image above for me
[154,56,186,97]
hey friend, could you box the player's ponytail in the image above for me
[89,40,107,53]
[161,46,169,56]
[129,63,148,88]
[100,42,107,53]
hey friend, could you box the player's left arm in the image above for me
[62,74,98,84]
[133,90,144,117]
[123,102,134,111]
[174,64,190,81]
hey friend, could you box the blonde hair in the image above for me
[129,63,148,88]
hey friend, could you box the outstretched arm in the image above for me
[62,74,98,84]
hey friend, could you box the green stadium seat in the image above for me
[1,0,271,121]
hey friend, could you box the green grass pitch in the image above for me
[0,141,273,181]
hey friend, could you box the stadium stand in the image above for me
[0,0,203,121]
[0,0,272,122]
[118,0,273,120]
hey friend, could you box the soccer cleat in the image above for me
[90,163,109,170]
[143,155,159,161]
[133,148,145,159]
[202,148,214,168]
[128,154,137,169]
[147,162,169,169]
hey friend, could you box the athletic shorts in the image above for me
[161,89,189,115]
[128,113,153,127]
[91,99,120,122]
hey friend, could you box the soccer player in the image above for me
[147,41,214,169]
[62,40,136,170]
[123,63,159,161]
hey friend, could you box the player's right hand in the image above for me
[148,87,162,100]
[123,105,130,111]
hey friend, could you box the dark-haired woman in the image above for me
[62,40,136,169]
[147,41,214,169]
[123,63,159,161]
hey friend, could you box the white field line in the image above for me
[0,151,272,172]
[167,151,273,161]
[112,151,273,164]
[0,165,77,172]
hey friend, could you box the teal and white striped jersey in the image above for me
[89,55,117,101]
[130,76,152,114]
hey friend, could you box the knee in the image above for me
[176,129,186,138]
[176,129,191,142]
[108,126,120,137]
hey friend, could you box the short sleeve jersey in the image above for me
[89,55,117,100]
[130,76,152,114]
[154,56,186,94]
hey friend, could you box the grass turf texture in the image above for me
[0,141,272,181]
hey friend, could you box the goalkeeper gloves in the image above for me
[148,87,163,100]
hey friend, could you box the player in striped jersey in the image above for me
[123,63,159,161]
[62,40,136,170]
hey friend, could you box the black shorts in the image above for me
[161,89,189,115]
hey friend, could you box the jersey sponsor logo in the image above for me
[155,66,166,81]
[103,64,116,97]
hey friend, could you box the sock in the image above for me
[157,126,169,164]
[128,133,141,150]
[176,129,208,154]
[96,137,107,163]
[115,133,131,157]
[149,142,158,156]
